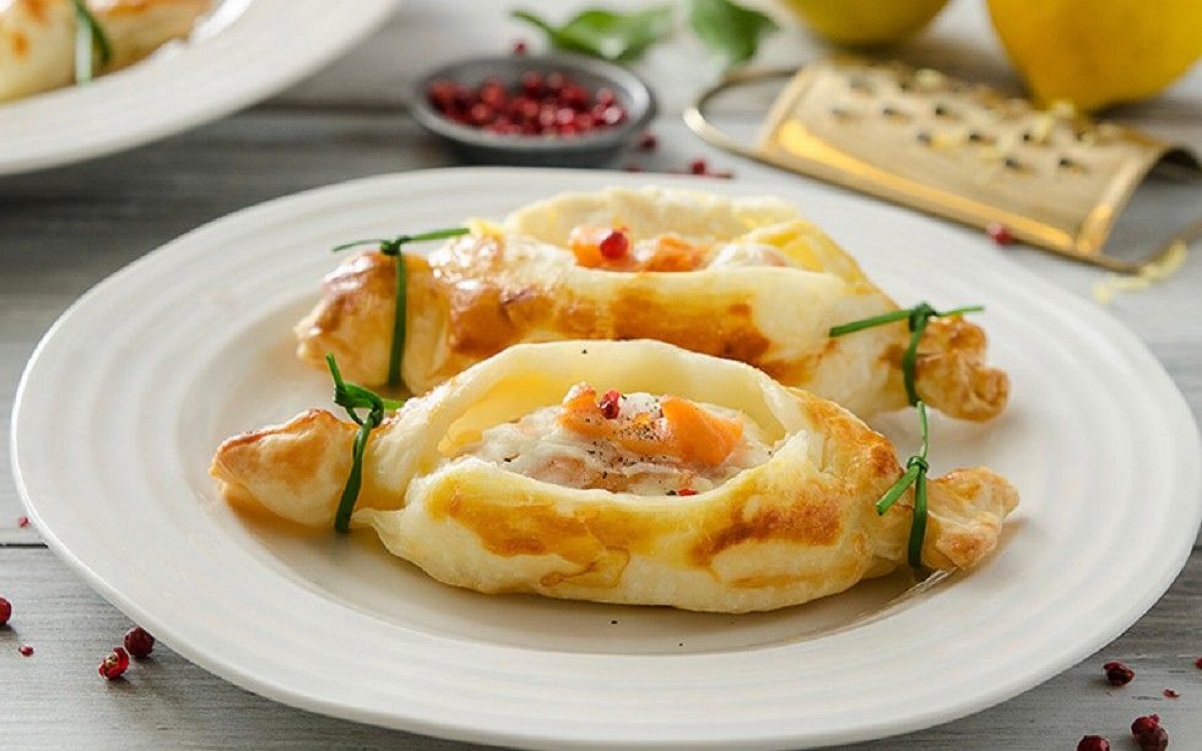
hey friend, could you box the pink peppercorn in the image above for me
[987,222,1014,246]
[1077,736,1110,751]
[1102,660,1134,686]
[1131,714,1168,751]
[598,390,622,420]
[1136,727,1169,751]
[427,71,628,139]
[123,626,155,659]
[598,230,629,260]
[596,105,626,125]
[99,646,130,680]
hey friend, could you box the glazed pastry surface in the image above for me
[295,187,1009,421]
[213,340,1018,613]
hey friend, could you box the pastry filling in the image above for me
[458,383,775,495]
[568,226,793,272]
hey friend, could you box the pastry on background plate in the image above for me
[211,340,1018,613]
[295,187,1009,422]
[0,0,213,103]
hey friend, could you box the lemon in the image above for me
[780,0,951,47]
[987,0,1202,112]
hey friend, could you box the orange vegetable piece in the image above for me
[659,395,743,466]
[644,236,703,272]
[568,226,607,268]
[558,384,742,467]
[567,227,703,272]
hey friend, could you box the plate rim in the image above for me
[11,167,1202,750]
[0,0,400,176]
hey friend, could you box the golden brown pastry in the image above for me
[295,187,1009,421]
[212,340,1018,613]
[0,0,213,103]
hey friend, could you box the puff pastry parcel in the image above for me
[0,0,212,102]
[212,340,1018,613]
[295,187,1009,422]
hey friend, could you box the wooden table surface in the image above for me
[2,1,1201,748]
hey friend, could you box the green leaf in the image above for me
[687,0,778,69]
[512,7,674,61]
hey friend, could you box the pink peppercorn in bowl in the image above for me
[412,54,656,168]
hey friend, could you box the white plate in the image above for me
[12,168,1201,750]
[0,0,398,176]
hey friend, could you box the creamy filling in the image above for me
[705,242,792,269]
[567,224,796,273]
[457,391,775,495]
[624,237,793,270]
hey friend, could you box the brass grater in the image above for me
[684,57,1202,272]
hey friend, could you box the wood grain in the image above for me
[2,0,1200,747]
[1,547,1199,748]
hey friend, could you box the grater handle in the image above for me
[683,66,799,164]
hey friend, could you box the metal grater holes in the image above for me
[818,62,1114,179]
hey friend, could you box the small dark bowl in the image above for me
[412,54,657,168]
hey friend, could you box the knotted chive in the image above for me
[830,302,982,570]
[333,228,468,388]
[874,401,931,569]
[325,354,404,533]
[829,302,982,407]
[70,0,112,84]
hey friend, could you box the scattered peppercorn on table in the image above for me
[2,0,1201,749]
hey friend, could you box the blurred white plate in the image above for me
[11,168,1201,750]
[0,0,398,176]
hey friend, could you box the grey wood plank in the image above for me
[1,1,1199,746]
[1,546,1199,750]
[0,550,487,751]
[0,527,39,546]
